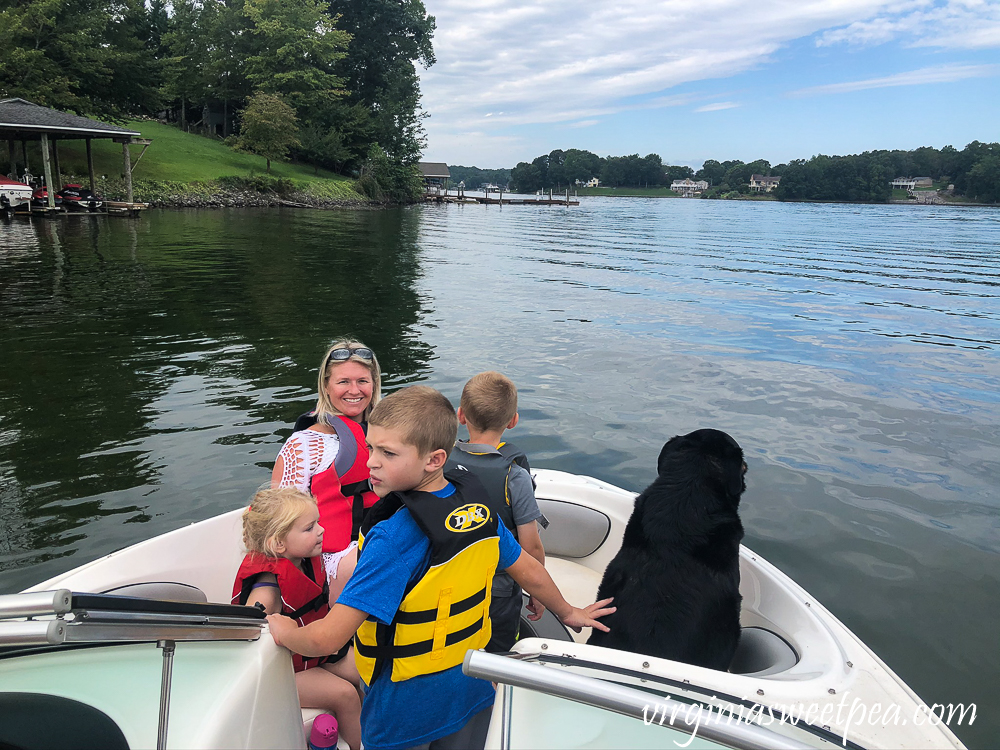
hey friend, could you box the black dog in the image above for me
[587,429,747,671]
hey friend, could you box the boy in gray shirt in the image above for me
[446,371,548,652]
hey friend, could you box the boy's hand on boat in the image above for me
[266,613,298,646]
[558,598,615,632]
[525,595,545,621]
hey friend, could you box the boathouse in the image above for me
[418,162,450,196]
[0,98,149,208]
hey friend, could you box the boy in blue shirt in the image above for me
[268,385,614,750]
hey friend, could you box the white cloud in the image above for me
[818,0,1000,48]
[420,1,892,157]
[418,0,1000,163]
[789,63,998,96]
[695,102,741,112]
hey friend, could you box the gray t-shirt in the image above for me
[454,442,549,596]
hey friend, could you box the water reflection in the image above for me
[0,209,435,585]
[1,201,998,746]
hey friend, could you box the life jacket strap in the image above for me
[287,592,328,621]
[341,479,372,541]
[394,586,487,625]
[354,616,485,662]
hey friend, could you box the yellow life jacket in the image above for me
[354,472,500,684]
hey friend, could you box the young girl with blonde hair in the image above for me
[232,486,361,750]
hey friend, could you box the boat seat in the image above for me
[100,581,208,603]
[536,499,610,558]
[729,627,799,677]
[0,692,129,750]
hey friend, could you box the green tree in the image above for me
[326,0,435,163]
[99,0,164,116]
[243,0,349,115]
[510,161,543,193]
[161,0,210,130]
[356,143,422,202]
[640,153,664,186]
[665,165,695,183]
[0,0,163,120]
[563,149,601,184]
[236,91,300,172]
[696,159,725,186]
[298,123,350,174]
[965,153,1000,203]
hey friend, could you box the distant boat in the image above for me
[0,176,32,211]
[58,184,103,212]
[30,186,62,209]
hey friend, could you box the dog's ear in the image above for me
[657,436,682,475]
[725,458,747,498]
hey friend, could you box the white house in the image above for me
[749,174,781,192]
[670,178,709,197]
[892,176,934,190]
[575,177,600,188]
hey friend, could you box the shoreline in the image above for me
[573,191,996,208]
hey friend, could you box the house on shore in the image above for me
[418,162,450,195]
[575,177,600,188]
[891,176,933,190]
[670,178,709,197]
[749,174,781,192]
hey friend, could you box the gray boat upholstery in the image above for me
[100,581,208,603]
[536,499,611,558]
[518,603,799,678]
[728,626,799,676]
[519,595,572,641]
[0,693,130,749]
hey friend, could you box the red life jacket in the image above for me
[232,554,330,672]
[310,416,379,553]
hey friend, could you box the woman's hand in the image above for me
[557,598,615,633]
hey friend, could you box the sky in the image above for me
[417,0,1000,169]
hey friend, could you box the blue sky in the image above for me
[418,0,1000,169]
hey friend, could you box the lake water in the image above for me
[1,198,997,746]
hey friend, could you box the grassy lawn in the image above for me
[891,189,915,200]
[575,186,679,197]
[36,120,349,185]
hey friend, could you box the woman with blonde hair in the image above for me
[272,339,381,600]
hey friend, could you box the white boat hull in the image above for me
[3,469,966,750]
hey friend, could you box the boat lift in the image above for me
[0,98,151,214]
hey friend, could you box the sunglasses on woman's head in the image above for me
[328,347,374,362]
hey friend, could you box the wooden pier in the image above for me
[9,201,147,218]
[424,188,579,206]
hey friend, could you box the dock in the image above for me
[427,195,579,206]
[8,201,148,218]
[424,186,579,206]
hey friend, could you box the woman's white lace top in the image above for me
[276,429,341,490]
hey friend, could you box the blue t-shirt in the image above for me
[338,483,523,750]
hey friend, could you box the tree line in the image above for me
[0,0,435,193]
[509,149,773,193]
[446,165,511,189]
[509,144,1000,203]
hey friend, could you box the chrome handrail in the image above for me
[0,589,72,619]
[463,651,816,750]
[0,589,264,648]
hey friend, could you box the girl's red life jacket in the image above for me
[232,554,330,672]
[310,416,379,553]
